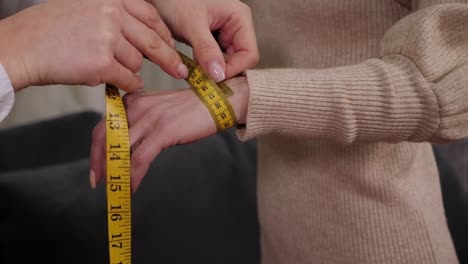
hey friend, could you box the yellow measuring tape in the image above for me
[104,53,237,264]
[179,52,237,131]
[106,84,132,264]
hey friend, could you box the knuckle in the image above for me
[147,35,164,54]
[96,56,114,74]
[196,41,217,55]
[100,3,122,21]
[132,149,150,168]
[130,53,144,73]
[147,8,162,28]
[99,31,117,49]
[131,151,144,167]
[160,29,173,44]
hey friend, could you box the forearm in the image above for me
[238,58,439,144]
[236,4,468,144]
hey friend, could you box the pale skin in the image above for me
[89,0,258,191]
[90,77,250,191]
[148,0,259,82]
[0,0,189,93]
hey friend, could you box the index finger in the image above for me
[123,0,175,48]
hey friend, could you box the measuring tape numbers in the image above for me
[103,52,237,264]
[178,52,238,131]
[105,84,132,264]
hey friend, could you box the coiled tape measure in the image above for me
[105,52,237,264]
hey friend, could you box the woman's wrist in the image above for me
[224,76,249,124]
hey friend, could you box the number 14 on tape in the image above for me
[106,85,132,264]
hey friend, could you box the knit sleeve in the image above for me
[238,3,468,144]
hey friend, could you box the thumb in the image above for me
[187,24,226,83]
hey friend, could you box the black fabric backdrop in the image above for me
[0,112,259,263]
[0,112,466,263]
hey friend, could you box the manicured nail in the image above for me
[177,63,189,79]
[89,170,96,189]
[208,61,225,83]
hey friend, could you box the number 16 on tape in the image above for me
[106,84,132,264]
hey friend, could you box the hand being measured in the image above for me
[89,77,249,192]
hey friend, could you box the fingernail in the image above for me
[208,61,225,82]
[177,63,189,79]
[170,39,176,48]
[89,170,96,190]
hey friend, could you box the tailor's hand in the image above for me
[148,0,259,82]
[0,0,188,92]
[89,76,249,192]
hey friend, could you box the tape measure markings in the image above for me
[104,52,237,264]
[106,84,132,264]
[178,52,238,131]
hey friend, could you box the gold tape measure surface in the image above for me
[103,53,235,264]
[178,52,237,131]
[106,84,132,264]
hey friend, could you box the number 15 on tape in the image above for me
[106,84,132,264]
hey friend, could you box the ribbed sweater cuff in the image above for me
[237,56,440,143]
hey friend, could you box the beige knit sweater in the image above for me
[239,0,468,263]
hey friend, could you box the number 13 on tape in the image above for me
[106,84,132,264]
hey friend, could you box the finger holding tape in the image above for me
[121,11,188,79]
[123,0,175,48]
